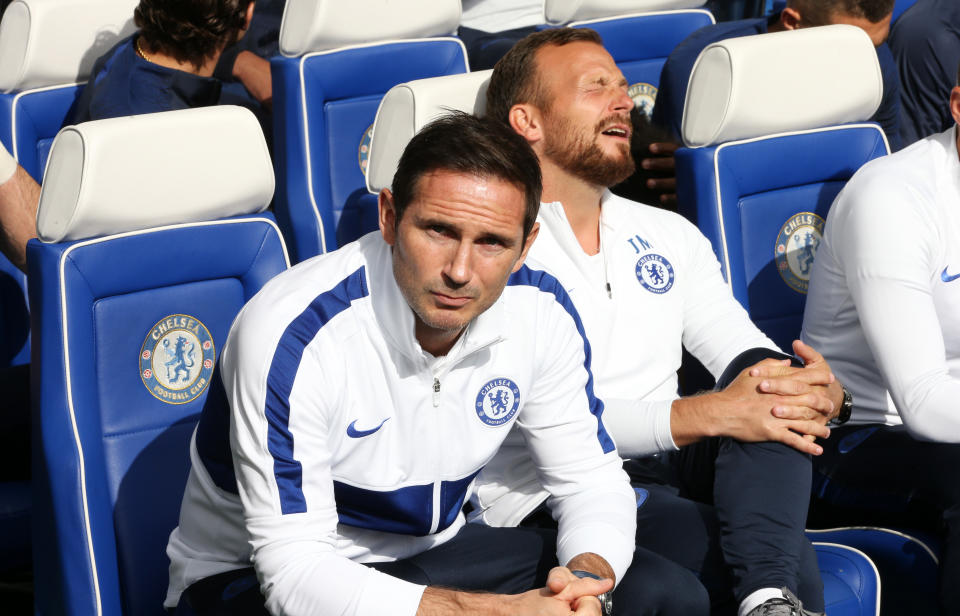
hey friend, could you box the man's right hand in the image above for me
[671,356,832,455]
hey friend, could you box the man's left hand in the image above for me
[641,142,679,207]
[748,340,845,425]
[545,567,611,616]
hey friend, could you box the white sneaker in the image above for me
[744,588,826,616]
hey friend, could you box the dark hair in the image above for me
[134,0,253,68]
[788,0,894,24]
[392,111,542,239]
[486,28,604,126]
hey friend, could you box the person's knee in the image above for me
[720,437,812,468]
[615,548,710,615]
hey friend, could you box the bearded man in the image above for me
[473,28,852,616]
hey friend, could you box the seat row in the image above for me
[0,0,939,614]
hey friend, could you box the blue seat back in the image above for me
[809,528,939,614]
[271,39,468,261]
[676,125,888,350]
[813,542,881,616]
[570,10,714,116]
[30,216,288,616]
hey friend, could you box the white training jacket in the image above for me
[802,127,960,442]
[472,191,777,527]
[165,232,636,615]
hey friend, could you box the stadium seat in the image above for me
[808,528,939,614]
[546,0,715,118]
[0,0,137,181]
[674,24,890,352]
[0,0,136,573]
[29,106,288,616]
[812,542,881,616]
[270,0,469,260]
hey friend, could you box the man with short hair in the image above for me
[478,28,848,616]
[801,65,960,612]
[165,112,708,616]
[651,0,901,150]
[72,0,269,123]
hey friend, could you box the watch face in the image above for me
[599,591,613,616]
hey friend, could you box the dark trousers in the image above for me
[626,440,821,615]
[173,522,709,615]
[809,423,960,613]
[628,348,823,614]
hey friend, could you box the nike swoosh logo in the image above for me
[942,267,960,283]
[346,418,390,438]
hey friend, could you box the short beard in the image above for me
[543,113,636,188]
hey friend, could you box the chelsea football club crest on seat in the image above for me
[627,83,657,119]
[475,378,521,426]
[775,212,824,294]
[636,253,675,294]
[140,314,215,404]
[358,124,373,174]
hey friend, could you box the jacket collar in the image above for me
[536,189,623,258]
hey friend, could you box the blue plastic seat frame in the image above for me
[813,542,881,616]
[675,124,889,351]
[29,215,288,616]
[271,38,468,262]
[808,527,939,614]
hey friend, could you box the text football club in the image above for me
[140,314,216,404]
[475,378,521,426]
[774,212,825,294]
[628,82,658,119]
[635,253,675,294]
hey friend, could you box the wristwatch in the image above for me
[830,384,853,426]
[571,570,613,616]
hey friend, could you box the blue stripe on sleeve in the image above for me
[507,266,616,454]
[265,267,370,514]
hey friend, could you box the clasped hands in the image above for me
[718,340,844,455]
[504,566,611,616]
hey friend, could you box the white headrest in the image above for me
[681,24,882,148]
[545,0,706,25]
[0,0,138,93]
[279,0,460,57]
[365,70,491,193]
[37,106,274,243]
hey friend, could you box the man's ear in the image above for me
[509,104,544,146]
[512,221,540,273]
[950,87,960,160]
[243,1,255,30]
[780,7,802,29]
[378,188,397,246]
